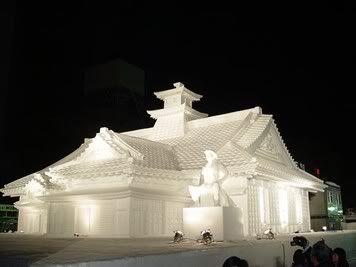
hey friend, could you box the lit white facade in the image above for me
[1,82,326,237]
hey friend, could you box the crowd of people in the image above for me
[222,236,349,267]
[291,236,349,267]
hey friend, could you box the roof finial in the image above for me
[173,82,184,88]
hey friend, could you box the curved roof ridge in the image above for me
[187,106,261,129]
[236,114,272,150]
[118,132,174,150]
[2,139,93,191]
[256,156,325,188]
[99,127,144,160]
[269,119,297,167]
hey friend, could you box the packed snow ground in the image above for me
[0,231,355,267]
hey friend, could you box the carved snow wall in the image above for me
[17,205,48,234]
[19,196,188,237]
[247,178,310,236]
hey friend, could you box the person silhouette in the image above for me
[332,247,349,267]
[223,256,249,267]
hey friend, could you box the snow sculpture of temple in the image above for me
[1,82,326,237]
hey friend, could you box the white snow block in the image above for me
[183,206,244,241]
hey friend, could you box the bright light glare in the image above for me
[78,204,97,233]
[259,187,265,223]
[184,209,203,225]
[295,193,303,224]
[279,190,288,225]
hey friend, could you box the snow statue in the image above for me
[184,150,243,241]
[189,150,235,207]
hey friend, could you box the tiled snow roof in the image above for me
[2,174,34,191]
[236,114,272,149]
[1,141,92,191]
[160,120,246,169]
[217,141,255,167]
[255,157,325,190]
[2,105,324,193]
[118,133,180,170]
[48,158,131,178]
[46,132,181,180]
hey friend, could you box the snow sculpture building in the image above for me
[1,82,326,237]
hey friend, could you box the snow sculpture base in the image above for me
[183,206,243,241]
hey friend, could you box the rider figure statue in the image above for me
[189,150,235,207]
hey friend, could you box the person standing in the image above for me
[332,248,349,267]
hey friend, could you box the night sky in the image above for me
[0,3,355,208]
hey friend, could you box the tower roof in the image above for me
[154,82,203,102]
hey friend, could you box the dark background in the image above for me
[0,2,355,208]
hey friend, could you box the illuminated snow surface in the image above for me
[1,231,355,267]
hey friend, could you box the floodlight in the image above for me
[263,228,275,239]
[173,230,184,243]
[201,229,213,245]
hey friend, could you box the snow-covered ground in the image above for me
[1,231,355,267]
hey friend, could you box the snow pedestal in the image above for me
[183,206,244,241]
